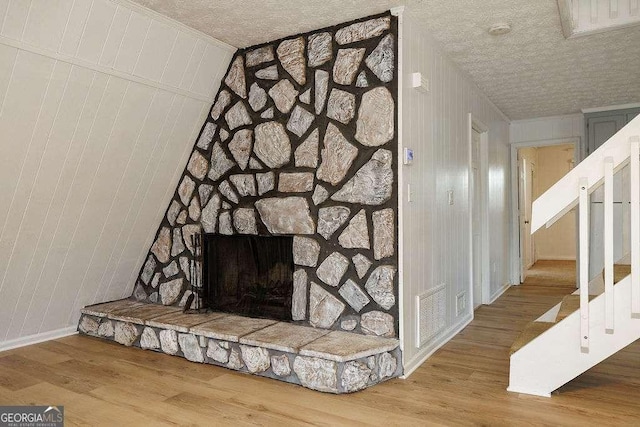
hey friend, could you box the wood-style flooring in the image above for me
[1,260,639,426]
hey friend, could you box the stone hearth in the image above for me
[78,299,401,393]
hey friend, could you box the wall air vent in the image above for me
[416,284,447,348]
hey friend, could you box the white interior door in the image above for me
[519,157,536,280]
[472,129,482,307]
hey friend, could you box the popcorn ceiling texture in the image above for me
[132,0,640,119]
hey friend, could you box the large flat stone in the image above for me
[278,172,314,192]
[190,315,277,342]
[229,174,257,197]
[147,312,226,333]
[253,121,291,168]
[331,149,393,205]
[211,90,231,120]
[228,129,253,170]
[333,48,365,85]
[308,32,332,67]
[269,79,298,114]
[208,142,235,181]
[364,265,396,310]
[317,206,350,240]
[81,299,144,317]
[286,105,315,137]
[246,45,274,67]
[335,16,391,45]
[277,37,306,85]
[233,208,258,234]
[225,101,252,130]
[365,34,394,83]
[294,128,319,168]
[151,227,171,263]
[316,252,349,287]
[187,150,209,180]
[326,89,356,125]
[107,303,181,324]
[114,322,140,346]
[225,56,246,98]
[355,87,394,147]
[201,194,221,233]
[255,65,278,80]
[338,209,370,249]
[240,322,330,353]
[373,208,395,259]
[360,311,395,337]
[309,282,345,328]
[159,278,184,305]
[316,123,358,186]
[293,236,320,267]
[293,356,338,393]
[197,122,216,150]
[179,333,205,363]
[292,269,308,321]
[299,330,399,362]
[255,197,315,234]
[339,279,370,312]
[314,70,329,115]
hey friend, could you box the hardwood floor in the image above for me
[1,260,639,426]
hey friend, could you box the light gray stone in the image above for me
[365,265,396,310]
[293,356,338,393]
[79,316,99,334]
[277,37,306,85]
[278,172,314,192]
[352,253,372,279]
[312,185,329,205]
[179,333,205,363]
[228,129,253,170]
[271,354,291,377]
[255,197,315,234]
[342,360,371,392]
[219,211,233,235]
[326,89,356,124]
[317,206,350,240]
[316,252,349,287]
[151,227,171,263]
[378,352,397,379]
[316,123,358,186]
[338,209,369,249]
[182,224,201,254]
[286,105,315,137]
[233,208,257,234]
[254,121,291,168]
[163,260,179,278]
[373,208,395,260]
[180,256,190,280]
[331,149,393,205]
[98,320,114,337]
[308,32,332,67]
[197,122,216,150]
[219,180,239,204]
[256,172,275,195]
[208,142,235,181]
[178,175,195,206]
[171,228,185,257]
[225,56,246,98]
[292,269,308,321]
[314,69,329,115]
[227,348,244,370]
[159,278,183,305]
[255,65,278,80]
[355,87,394,147]
[365,34,394,83]
[199,184,214,206]
[133,282,147,301]
[167,200,181,226]
[160,329,179,355]
[219,128,229,141]
[309,281,345,328]
[141,255,156,285]
[201,193,221,233]
[340,318,358,331]
[356,71,369,88]
[207,340,229,364]
[229,174,257,197]
[149,292,159,303]
[240,345,270,373]
[188,197,200,221]
[248,83,267,112]
[211,90,232,120]
[151,272,161,288]
[333,48,366,85]
[140,327,160,350]
[339,279,370,312]
[361,311,394,337]
[335,16,391,45]
[294,128,319,168]
[268,79,298,113]
[249,158,263,169]
[225,101,252,130]
[114,322,139,346]
[246,45,274,67]
[299,89,310,104]
[260,107,274,119]
[187,150,209,180]
[176,210,187,225]
[293,236,320,267]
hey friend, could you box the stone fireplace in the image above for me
[78,12,402,393]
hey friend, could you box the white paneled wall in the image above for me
[400,10,511,374]
[0,0,234,346]
[510,114,584,144]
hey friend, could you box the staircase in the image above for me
[508,115,640,397]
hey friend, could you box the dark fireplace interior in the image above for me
[202,234,294,321]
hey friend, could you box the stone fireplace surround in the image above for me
[78,12,401,392]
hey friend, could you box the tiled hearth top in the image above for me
[82,299,399,362]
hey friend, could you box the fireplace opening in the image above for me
[202,234,294,321]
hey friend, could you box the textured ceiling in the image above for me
[132,0,640,120]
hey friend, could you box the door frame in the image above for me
[468,113,490,306]
[509,137,581,285]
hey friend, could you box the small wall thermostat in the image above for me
[404,148,414,165]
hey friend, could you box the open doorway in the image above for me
[513,141,578,282]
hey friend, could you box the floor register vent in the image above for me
[416,284,447,348]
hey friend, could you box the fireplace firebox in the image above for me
[201,234,294,321]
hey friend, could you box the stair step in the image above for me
[614,263,631,284]
[556,294,597,322]
[510,321,556,355]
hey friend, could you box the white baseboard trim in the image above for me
[0,326,78,353]
[401,314,474,378]
[489,283,512,304]
[537,256,576,261]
